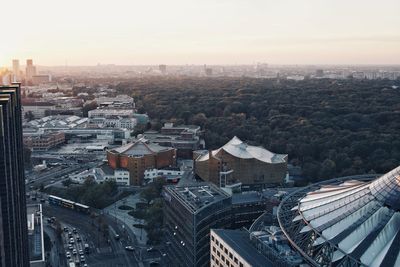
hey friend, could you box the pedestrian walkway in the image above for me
[103,193,148,246]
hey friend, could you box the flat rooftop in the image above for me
[212,229,274,267]
[164,183,230,214]
[27,204,45,264]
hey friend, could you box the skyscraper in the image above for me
[12,60,20,82]
[0,84,30,267]
[25,59,36,82]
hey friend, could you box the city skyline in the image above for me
[1,0,400,66]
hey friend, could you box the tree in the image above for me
[62,178,72,187]
[25,111,34,121]
[82,101,98,117]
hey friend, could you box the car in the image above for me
[80,256,85,263]
[47,218,52,223]
[76,236,81,242]
[40,198,46,203]
[31,197,37,201]
[114,234,120,240]
[72,228,77,234]
[69,238,74,244]
[146,247,154,252]
[66,252,71,259]
[50,179,55,183]
[68,244,73,250]
[68,232,73,238]
[125,246,134,251]
[83,264,88,267]
[72,249,77,255]
[63,227,69,232]
[79,249,84,255]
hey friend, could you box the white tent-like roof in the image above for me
[197,136,287,164]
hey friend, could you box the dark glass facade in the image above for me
[0,84,30,267]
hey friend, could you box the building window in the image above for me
[229,252,233,259]
[234,257,238,264]
[217,251,220,257]
[212,246,216,252]
[239,262,243,267]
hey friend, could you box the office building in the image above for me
[159,64,167,74]
[0,84,30,266]
[278,166,400,267]
[163,182,290,267]
[12,59,20,82]
[107,140,176,185]
[163,184,232,267]
[210,229,274,267]
[26,59,37,81]
[194,136,288,189]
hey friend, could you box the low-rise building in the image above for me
[24,131,65,151]
[93,164,130,186]
[138,123,203,159]
[144,167,184,184]
[22,101,56,119]
[106,140,176,186]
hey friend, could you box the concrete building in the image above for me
[94,95,135,109]
[210,229,274,267]
[26,59,37,81]
[27,204,45,267]
[12,59,20,82]
[23,131,65,151]
[92,163,130,186]
[159,64,167,74]
[22,100,56,119]
[106,140,176,186]
[194,136,288,190]
[139,123,203,158]
[32,75,51,85]
[0,84,30,266]
[144,167,184,184]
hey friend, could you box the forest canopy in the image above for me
[116,77,400,182]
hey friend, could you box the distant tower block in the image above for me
[159,64,167,74]
[26,59,37,81]
[12,59,20,81]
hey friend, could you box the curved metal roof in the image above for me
[196,136,287,163]
[278,166,400,267]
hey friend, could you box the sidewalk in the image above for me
[103,193,148,246]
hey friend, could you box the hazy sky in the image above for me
[1,0,400,66]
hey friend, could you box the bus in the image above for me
[48,195,90,214]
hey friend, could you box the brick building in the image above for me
[194,136,287,189]
[106,140,176,186]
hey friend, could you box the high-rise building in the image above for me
[0,84,30,267]
[25,59,36,81]
[159,64,167,74]
[12,60,20,82]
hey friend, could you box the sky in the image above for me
[1,0,400,66]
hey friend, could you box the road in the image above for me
[43,203,140,267]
